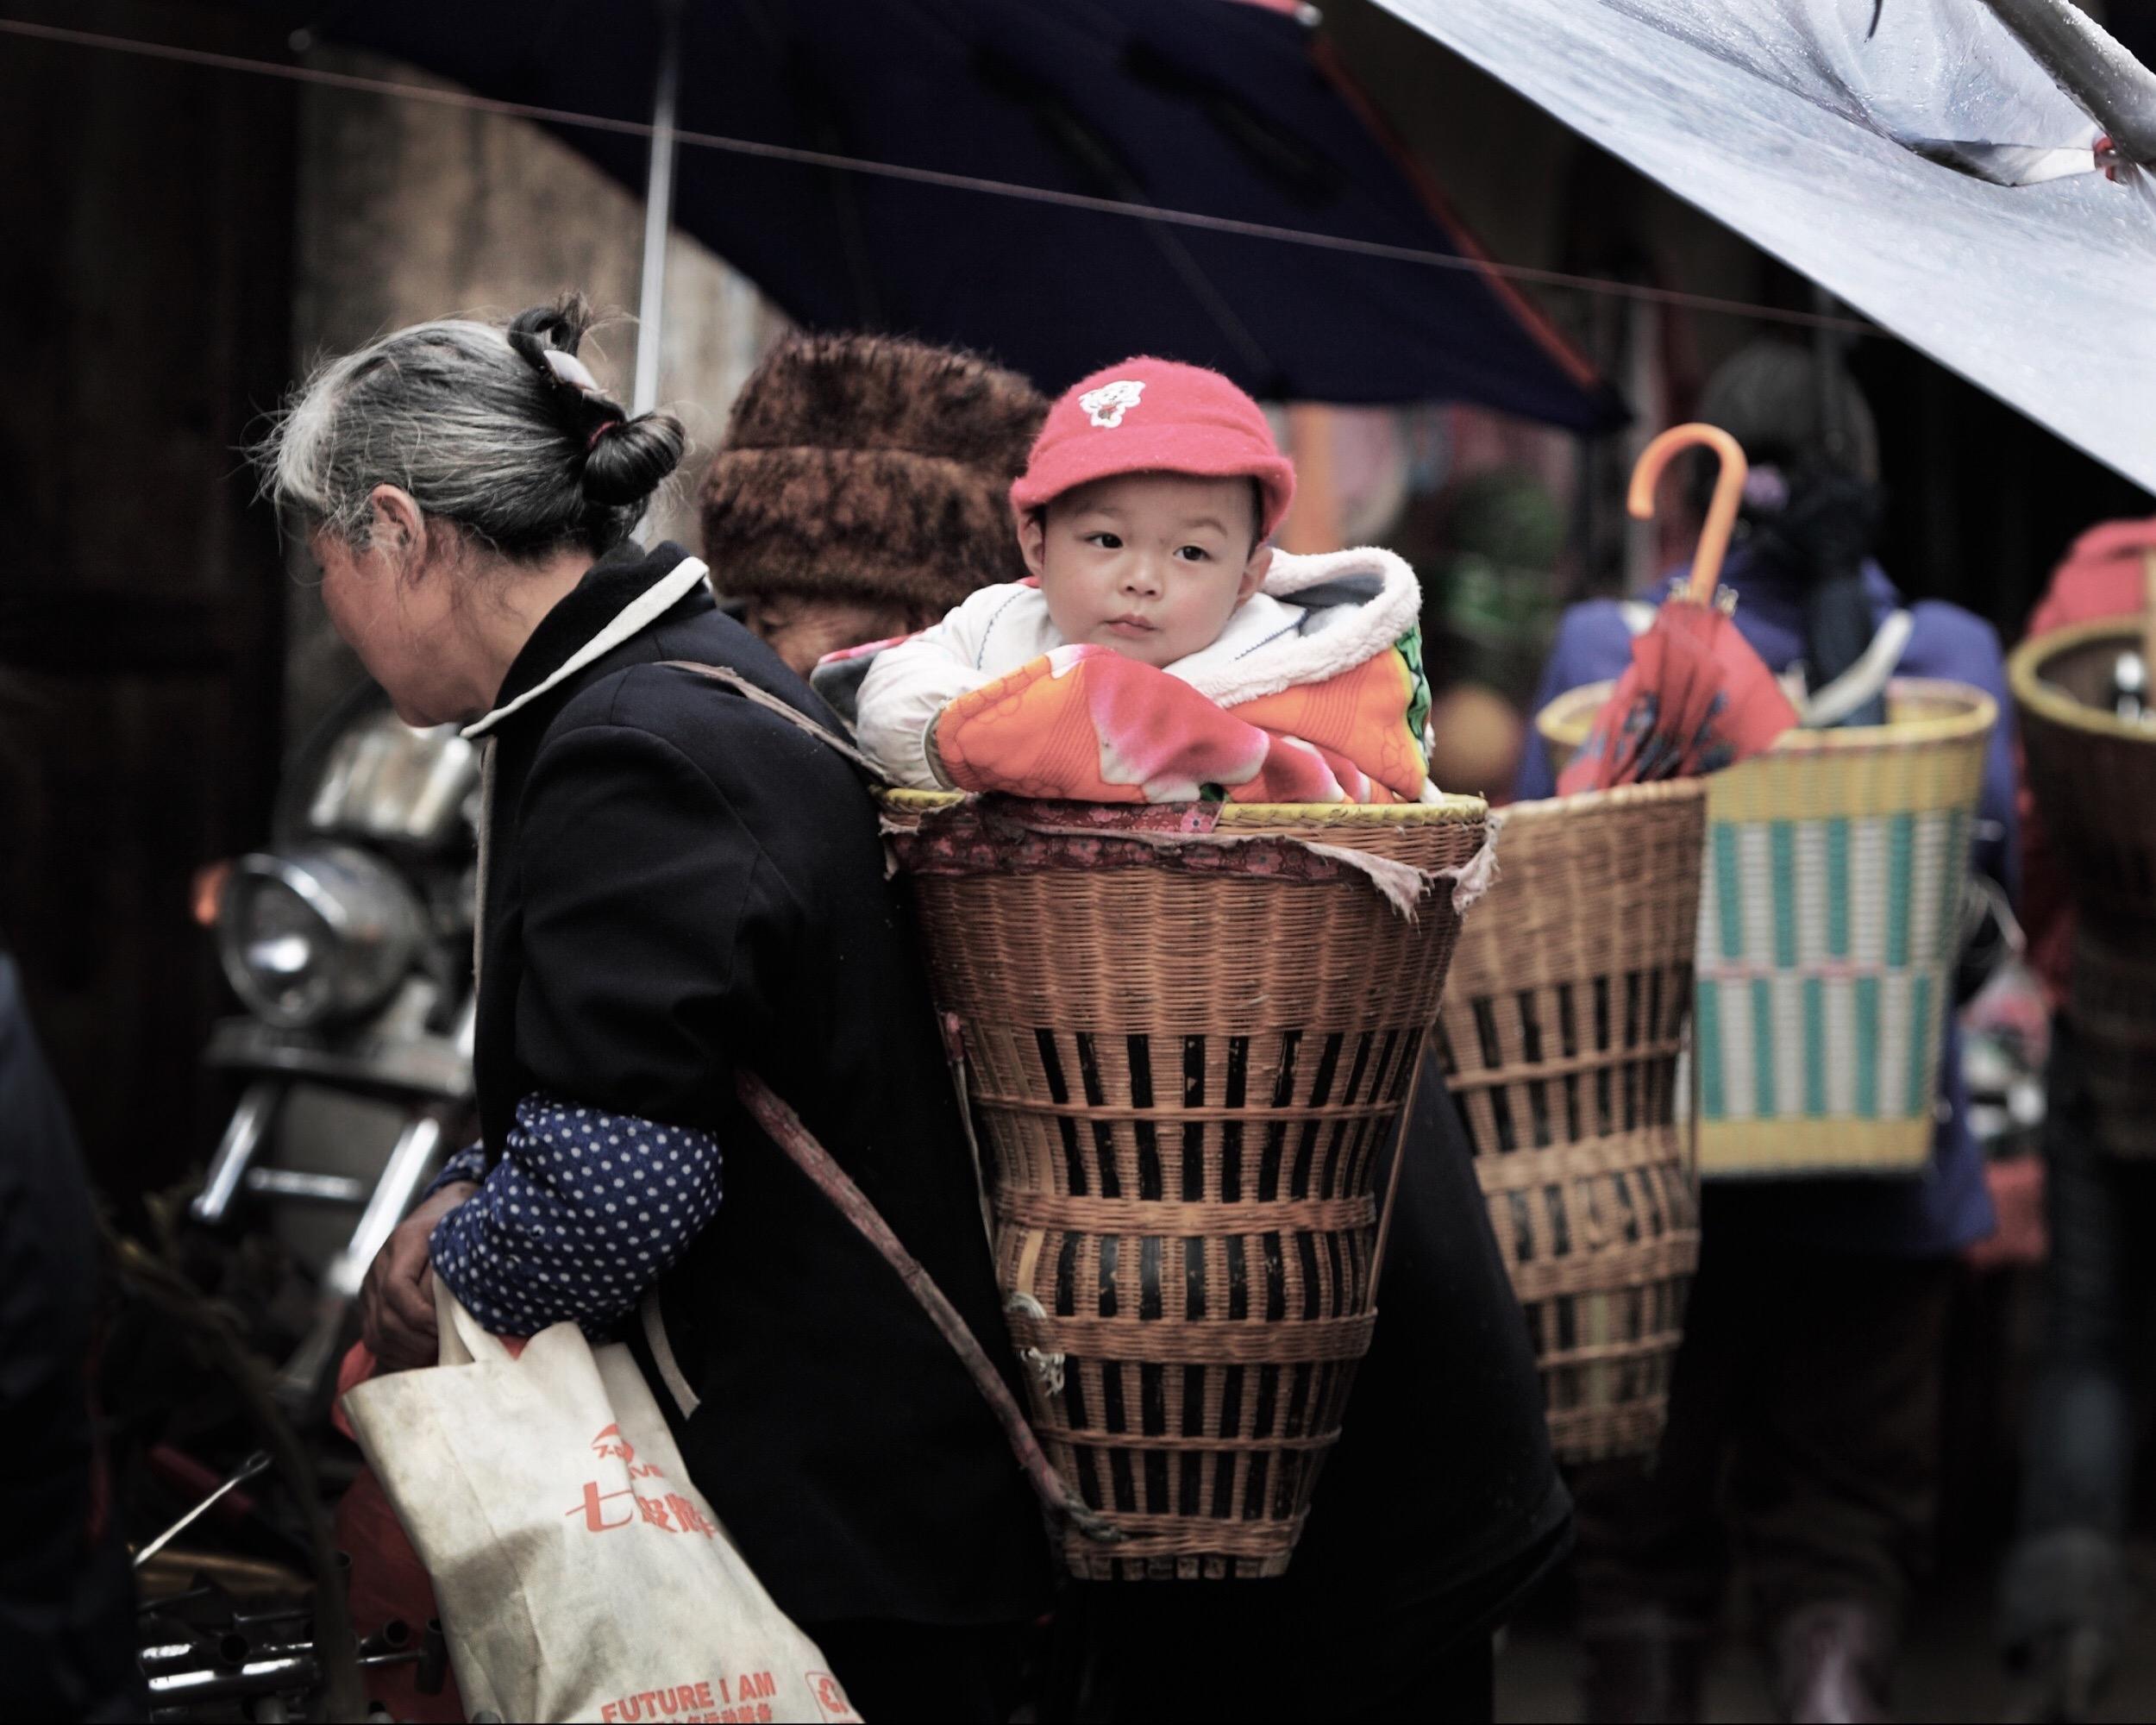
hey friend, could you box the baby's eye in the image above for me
[1084,531,1123,549]
[1174,544,1213,562]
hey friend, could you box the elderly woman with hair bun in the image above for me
[257,296,1047,1721]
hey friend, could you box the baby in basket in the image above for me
[813,357,1439,805]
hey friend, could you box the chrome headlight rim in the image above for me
[215,844,426,1031]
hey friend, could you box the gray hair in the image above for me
[256,295,684,560]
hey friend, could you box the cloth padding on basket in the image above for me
[932,640,1431,806]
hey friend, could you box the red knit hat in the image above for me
[1010,357,1296,540]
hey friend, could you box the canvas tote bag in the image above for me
[343,1283,863,1725]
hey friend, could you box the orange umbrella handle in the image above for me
[1627,423,1748,605]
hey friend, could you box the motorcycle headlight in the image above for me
[216,844,426,1030]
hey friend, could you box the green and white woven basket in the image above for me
[1539,679,1996,1178]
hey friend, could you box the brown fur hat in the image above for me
[699,332,1049,611]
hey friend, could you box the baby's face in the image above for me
[1022,473,1271,669]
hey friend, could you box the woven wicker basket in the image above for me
[2013,618,2156,1157]
[1538,680,1996,1178]
[881,790,1489,1578]
[1439,781,1705,1463]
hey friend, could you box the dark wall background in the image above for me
[1857,338,2155,634]
[0,0,295,1204]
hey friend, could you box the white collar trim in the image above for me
[461,556,711,739]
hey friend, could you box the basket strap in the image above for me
[1364,1037,1436,1300]
[734,1068,1123,1547]
[662,688,1115,1533]
[660,660,893,784]
[937,1013,997,1252]
[1798,610,1913,729]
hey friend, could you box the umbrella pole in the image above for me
[1979,0,2156,165]
[1814,284,1850,472]
[630,0,685,416]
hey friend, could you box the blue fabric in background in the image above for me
[257,0,1621,423]
[1514,555,2017,1258]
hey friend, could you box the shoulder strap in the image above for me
[735,1070,1121,1548]
[668,670,1115,1545]
[660,660,892,785]
[1800,609,1914,728]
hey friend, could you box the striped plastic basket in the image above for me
[1538,680,1996,1178]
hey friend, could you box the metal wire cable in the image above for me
[0,13,1875,336]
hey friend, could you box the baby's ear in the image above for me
[1238,543,1273,602]
[1018,509,1050,583]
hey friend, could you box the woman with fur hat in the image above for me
[699,332,1048,676]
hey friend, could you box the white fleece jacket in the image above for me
[832,545,1426,791]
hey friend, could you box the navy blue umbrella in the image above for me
[273,0,1620,426]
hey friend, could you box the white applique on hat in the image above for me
[1081,380,1145,429]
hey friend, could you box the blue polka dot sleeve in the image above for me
[423,1142,489,1200]
[425,1093,723,1339]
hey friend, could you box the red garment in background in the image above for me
[2016,516,2156,1000]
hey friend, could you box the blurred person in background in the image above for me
[0,944,144,1721]
[699,331,1048,677]
[1996,513,2156,1723]
[1517,339,2019,1723]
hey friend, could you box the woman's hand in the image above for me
[360,1181,479,1371]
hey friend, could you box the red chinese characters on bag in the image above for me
[566,1426,718,1538]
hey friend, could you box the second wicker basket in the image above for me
[1438,780,1706,1462]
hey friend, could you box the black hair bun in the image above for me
[506,294,685,511]
[508,293,600,381]
[584,411,687,508]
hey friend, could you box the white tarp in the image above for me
[1381,0,2156,492]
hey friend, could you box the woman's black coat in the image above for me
[465,541,1047,1630]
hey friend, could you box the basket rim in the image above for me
[1534,675,1997,755]
[2009,617,2156,745]
[1501,777,1711,824]
[876,787,1490,826]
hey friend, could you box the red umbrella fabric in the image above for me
[1557,423,1797,792]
